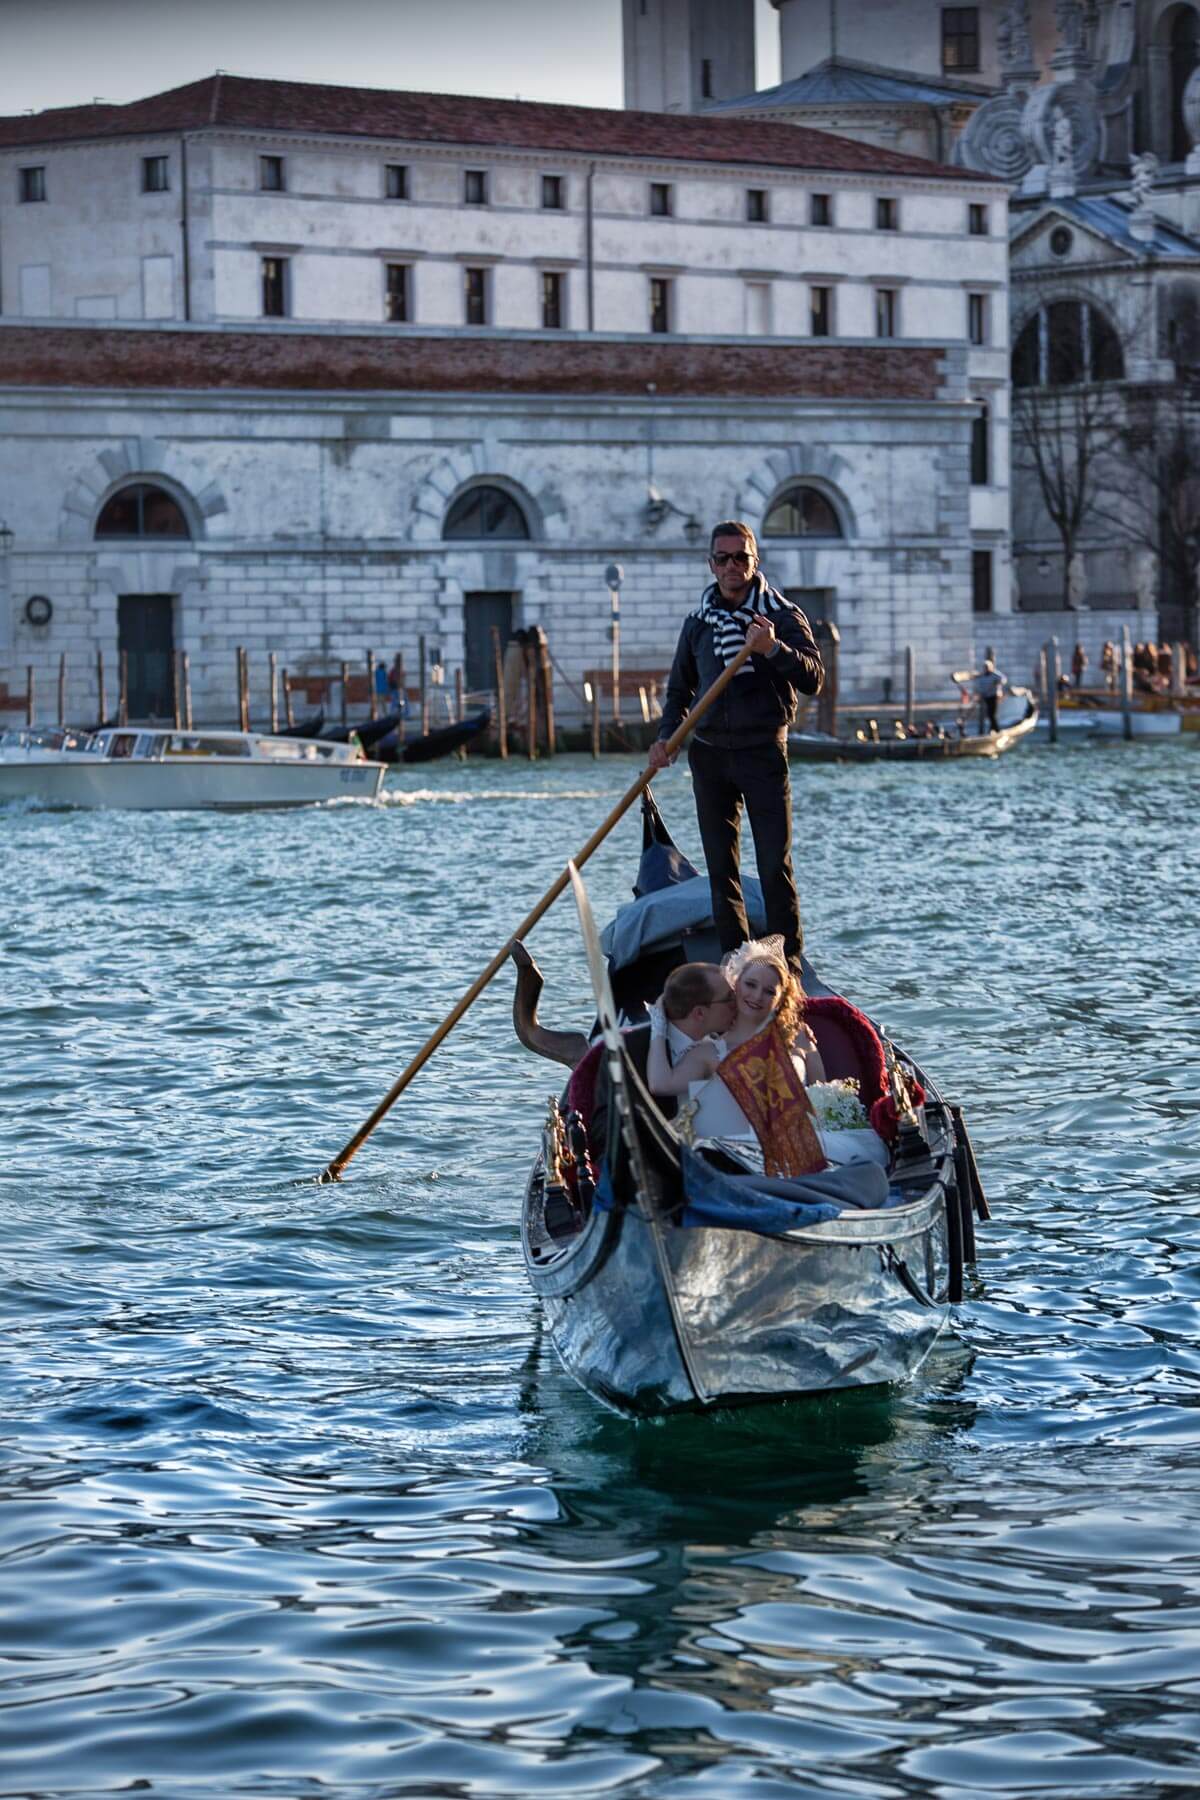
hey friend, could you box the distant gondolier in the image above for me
[647,521,823,969]
[969,658,1006,732]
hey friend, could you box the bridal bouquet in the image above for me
[806,1078,868,1131]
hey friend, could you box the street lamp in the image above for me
[605,561,623,721]
[644,485,701,540]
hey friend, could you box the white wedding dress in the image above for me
[686,1049,889,1171]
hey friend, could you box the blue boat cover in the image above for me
[679,1146,890,1235]
[601,875,767,969]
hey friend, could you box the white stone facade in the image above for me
[0,327,988,724]
[0,75,1009,722]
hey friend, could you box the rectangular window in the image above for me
[385,263,409,323]
[810,284,832,337]
[541,174,564,209]
[261,255,289,317]
[18,165,46,203]
[746,187,768,223]
[142,155,169,193]
[744,281,770,335]
[968,291,988,345]
[701,57,713,98]
[943,7,981,71]
[649,182,672,217]
[810,191,832,227]
[259,155,286,192]
[971,404,989,485]
[972,547,993,613]
[876,196,898,231]
[464,168,488,205]
[649,276,671,334]
[541,270,564,329]
[465,265,488,325]
[385,163,408,200]
[875,287,897,336]
[968,202,988,235]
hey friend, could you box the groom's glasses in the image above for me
[711,551,754,568]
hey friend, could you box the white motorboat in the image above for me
[0,726,96,761]
[0,726,386,810]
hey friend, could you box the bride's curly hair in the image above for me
[721,936,805,1043]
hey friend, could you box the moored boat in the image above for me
[521,798,984,1417]
[0,725,386,810]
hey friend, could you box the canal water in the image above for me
[2,740,1199,1799]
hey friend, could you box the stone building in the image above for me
[647,0,1200,657]
[0,74,1006,725]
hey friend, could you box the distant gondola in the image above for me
[520,794,986,1418]
[396,709,491,764]
[789,695,1038,763]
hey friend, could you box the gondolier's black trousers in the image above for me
[687,735,802,968]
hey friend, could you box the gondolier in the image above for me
[647,521,822,969]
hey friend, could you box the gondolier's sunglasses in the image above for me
[711,550,755,567]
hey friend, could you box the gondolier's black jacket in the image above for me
[657,579,823,751]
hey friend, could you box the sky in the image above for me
[0,0,780,115]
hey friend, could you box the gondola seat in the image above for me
[805,996,888,1110]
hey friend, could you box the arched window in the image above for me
[443,484,530,540]
[96,482,190,538]
[1011,301,1125,388]
[761,484,843,538]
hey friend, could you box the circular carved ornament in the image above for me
[1050,225,1074,256]
[24,594,53,627]
[957,93,1034,182]
[1024,79,1104,178]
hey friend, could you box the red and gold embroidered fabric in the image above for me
[716,1021,828,1178]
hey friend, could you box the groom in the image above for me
[589,962,735,1150]
[648,521,823,970]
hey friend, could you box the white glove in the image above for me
[647,999,669,1041]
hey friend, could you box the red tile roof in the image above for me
[0,325,947,400]
[0,72,992,181]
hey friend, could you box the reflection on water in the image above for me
[2,744,1199,1797]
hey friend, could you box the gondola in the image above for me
[315,707,490,763]
[395,708,491,764]
[520,795,986,1418]
[789,695,1038,763]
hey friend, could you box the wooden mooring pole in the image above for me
[589,681,600,759]
[419,635,428,735]
[1046,638,1059,745]
[367,649,378,722]
[282,668,294,729]
[170,652,181,730]
[534,626,555,755]
[237,647,249,732]
[1120,623,1133,741]
[269,652,279,732]
[904,644,915,728]
[57,652,66,727]
[491,626,508,759]
[118,652,129,727]
[525,637,538,761]
[25,665,34,726]
[96,649,106,726]
[339,660,350,729]
[182,652,193,730]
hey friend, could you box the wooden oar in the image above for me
[317,639,754,1182]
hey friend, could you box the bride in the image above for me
[646,936,889,1175]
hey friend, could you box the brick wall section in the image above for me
[0,327,944,401]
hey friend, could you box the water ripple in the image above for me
[1,744,1199,1797]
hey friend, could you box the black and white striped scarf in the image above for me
[697,576,787,678]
